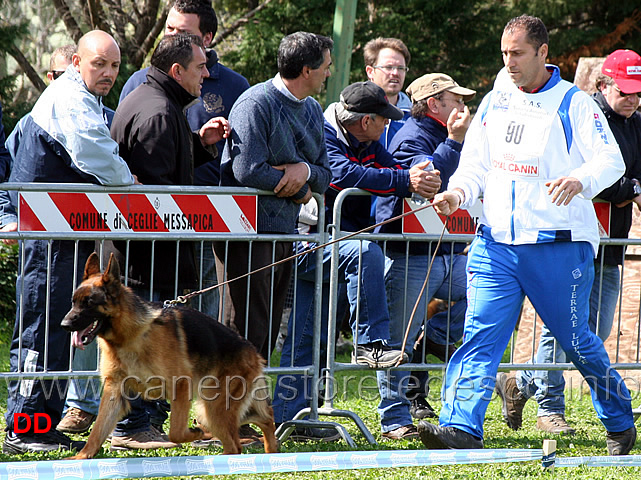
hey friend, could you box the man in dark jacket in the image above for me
[111,33,228,300]
[119,0,250,320]
[109,33,228,450]
[502,49,641,436]
[375,73,474,438]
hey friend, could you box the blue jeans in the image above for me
[5,240,93,433]
[516,262,621,416]
[272,238,391,424]
[194,242,219,320]
[439,237,633,438]
[65,342,101,416]
[377,251,467,432]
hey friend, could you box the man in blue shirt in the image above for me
[375,73,474,437]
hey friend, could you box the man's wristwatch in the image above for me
[634,182,641,196]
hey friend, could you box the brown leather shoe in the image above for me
[495,372,528,430]
[424,336,457,363]
[607,426,637,455]
[110,427,179,451]
[382,424,419,441]
[56,407,96,434]
[536,414,576,435]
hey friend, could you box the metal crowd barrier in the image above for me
[0,183,330,444]
[2,183,641,448]
[312,188,641,443]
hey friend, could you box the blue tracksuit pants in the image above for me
[439,234,634,438]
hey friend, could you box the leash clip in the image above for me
[163,296,188,309]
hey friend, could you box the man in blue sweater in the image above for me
[375,73,474,438]
[272,81,441,442]
[217,31,333,364]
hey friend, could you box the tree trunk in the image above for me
[8,45,47,93]
[51,0,84,43]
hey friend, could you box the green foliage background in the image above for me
[221,0,641,110]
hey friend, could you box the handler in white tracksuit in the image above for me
[419,20,635,449]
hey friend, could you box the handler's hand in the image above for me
[409,161,441,200]
[546,176,583,206]
[0,222,17,245]
[433,191,461,216]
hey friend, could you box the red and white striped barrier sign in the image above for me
[402,199,482,235]
[402,199,610,237]
[18,192,257,234]
[593,200,611,238]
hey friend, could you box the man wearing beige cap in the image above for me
[374,73,475,437]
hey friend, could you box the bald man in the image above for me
[0,30,135,455]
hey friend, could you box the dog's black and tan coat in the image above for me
[61,253,278,458]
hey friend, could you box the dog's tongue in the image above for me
[71,331,86,350]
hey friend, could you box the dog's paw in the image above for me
[66,453,89,461]
[189,427,204,440]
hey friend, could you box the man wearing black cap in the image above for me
[272,81,440,442]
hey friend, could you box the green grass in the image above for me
[0,335,639,479]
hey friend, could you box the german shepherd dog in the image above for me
[61,253,278,458]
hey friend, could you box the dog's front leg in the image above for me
[167,378,204,444]
[67,380,128,460]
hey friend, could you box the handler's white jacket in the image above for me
[450,65,624,256]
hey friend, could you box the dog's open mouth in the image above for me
[71,320,101,349]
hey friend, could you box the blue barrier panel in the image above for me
[0,449,542,479]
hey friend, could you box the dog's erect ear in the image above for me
[103,253,121,286]
[83,253,101,280]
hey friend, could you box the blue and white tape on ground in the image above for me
[0,449,542,479]
[555,454,641,468]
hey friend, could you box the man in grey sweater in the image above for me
[217,31,333,360]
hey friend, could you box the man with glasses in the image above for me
[47,44,76,82]
[498,49,641,437]
[364,38,412,149]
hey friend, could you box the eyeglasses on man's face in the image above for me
[50,70,66,80]
[613,85,641,99]
[373,65,409,74]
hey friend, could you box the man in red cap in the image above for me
[501,48,641,437]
